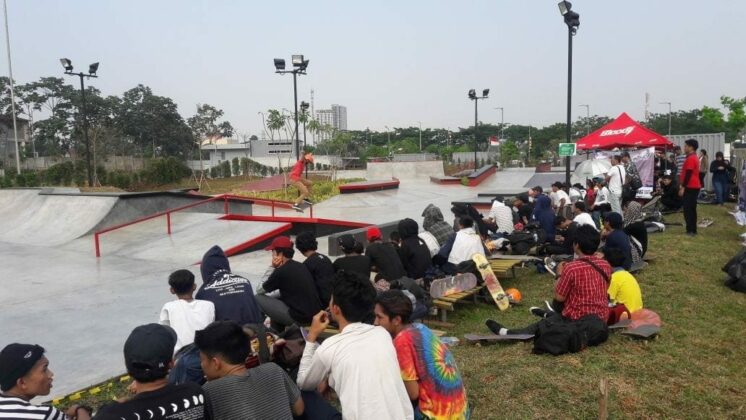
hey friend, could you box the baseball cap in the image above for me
[305,152,314,163]
[0,343,45,391]
[124,324,177,382]
[265,236,293,250]
[366,226,382,242]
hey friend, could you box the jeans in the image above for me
[298,391,342,419]
[682,188,700,234]
[256,294,295,330]
[609,192,622,215]
[713,180,726,204]
[168,344,204,385]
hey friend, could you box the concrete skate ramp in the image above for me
[0,189,119,246]
[366,161,444,180]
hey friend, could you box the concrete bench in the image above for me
[326,221,399,257]
[338,178,400,194]
[432,285,484,322]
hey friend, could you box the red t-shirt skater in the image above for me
[679,153,702,189]
[289,159,305,180]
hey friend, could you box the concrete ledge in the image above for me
[338,178,400,194]
[466,165,497,186]
[429,176,462,185]
[327,220,399,256]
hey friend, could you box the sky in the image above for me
[4,0,746,136]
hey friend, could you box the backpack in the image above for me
[506,231,536,255]
[722,249,746,293]
[532,315,608,355]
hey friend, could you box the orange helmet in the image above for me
[505,288,522,304]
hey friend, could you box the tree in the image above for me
[231,157,240,176]
[18,77,76,156]
[187,103,233,181]
[721,96,746,140]
[266,109,285,141]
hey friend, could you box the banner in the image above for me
[489,136,500,146]
[594,147,655,187]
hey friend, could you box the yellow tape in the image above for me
[49,374,131,405]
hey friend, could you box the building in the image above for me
[0,116,30,172]
[314,104,348,141]
[315,109,334,141]
[331,104,347,131]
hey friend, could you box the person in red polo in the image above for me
[485,225,611,337]
[290,151,314,212]
[678,139,702,236]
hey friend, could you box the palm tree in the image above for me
[266,109,284,141]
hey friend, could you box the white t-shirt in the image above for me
[607,165,626,194]
[297,323,414,420]
[448,227,485,265]
[551,189,570,208]
[595,186,610,206]
[159,299,215,353]
[573,212,598,230]
[488,201,515,234]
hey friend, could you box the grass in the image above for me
[52,205,746,418]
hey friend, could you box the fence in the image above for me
[21,156,146,171]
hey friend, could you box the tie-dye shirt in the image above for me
[394,323,469,419]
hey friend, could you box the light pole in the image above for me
[559,1,580,186]
[61,58,98,187]
[579,104,590,136]
[385,125,391,158]
[494,107,504,140]
[468,88,489,170]
[274,55,309,161]
[660,101,672,136]
[300,101,309,178]
[417,121,422,152]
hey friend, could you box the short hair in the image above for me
[621,151,631,158]
[685,139,699,150]
[459,216,474,228]
[604,247,626,269]
[194,321,250,365]
[389,231,401,242]
[168,270,195,294]
[605,212,624,229]
[295,231,318,253]
[375,290,412,324]
[716,151,724,159]
[573,224,601,255]
[673,145,681,151]
[331,270,376,323]
[554,215,567,227]
[574,201,587,212]
[612,155,622,163]
[274,247,294,258]
[532,186,543,194]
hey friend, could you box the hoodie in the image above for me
[397,218,433,279]
[532,195,556,241]
[422,204,455,246]
[195,246,263,325]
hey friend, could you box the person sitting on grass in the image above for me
[290,151,315,212]
[532,194,557,242]
[397,218,433,280]
[600,212,633,271]
[159,269,215,385]
[195,321,323,420]
[257,236,323,331]
[94,324,206,419]
[332,234,372,280]
[485,225,611,337]
[447,216,485,266]
[374,290,470,419]
[603,248,643,324]
[296,231,335,307]
[513,193,534,225]
[0,343,92,420]
[365,226,407,282]
[657,174,683,212]
[297,271,414,420]
[421,203,454,246]
[543,216,578,256]
[573,201,597,230]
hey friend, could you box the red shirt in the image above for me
[289,159,305,180]
[555,256,611,321]
[585,188,596,206]
[679,153,702,189]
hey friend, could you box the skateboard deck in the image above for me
[472,253,510,311]
[490,254,542,262]
[697,218,714,228]
[292,201,312,212]
[620,324,660,339]
[430,273,478,299]
[608,319,632,330]
[464,333,535,342]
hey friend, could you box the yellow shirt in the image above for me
[608,270,643,313]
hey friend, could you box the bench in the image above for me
[489,258,523,279]
[432,285,484,322]
[338,178,400,194]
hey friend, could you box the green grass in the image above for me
[54,205,746,418]
[448,204,746,419]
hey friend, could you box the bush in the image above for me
[44,162,75,186]
[141,157,191,185]
[210,166,218,178]
[0,175,11,188]
[240,157,249,176]
[221,161,232,178]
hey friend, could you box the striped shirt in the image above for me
[0,395,66,420]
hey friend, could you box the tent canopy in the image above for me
[576,112,673,150]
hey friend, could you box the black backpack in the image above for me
[532,315,608,356]
[722,249,746,293]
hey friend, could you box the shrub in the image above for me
[221,160,232,178]
[141,157,191,184]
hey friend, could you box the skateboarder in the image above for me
[374,290,469,419]
[290,151,315,212]
[486,225,610,339]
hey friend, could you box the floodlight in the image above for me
[468,89,476,99]
[60,58,73,72]
[482,89,490,97]
[558,1,571,16]
[274,58,286,71]
[292,55,304,66]
[299,59,309,71]
[300,101,310,111]
[88,62,99,75]
[564,10,580,30]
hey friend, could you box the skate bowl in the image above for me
[366,161,444,180]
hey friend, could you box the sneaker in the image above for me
[485,319,503,335]
[544,300,555,312]
[291,204,304,212]
[529,307,548,318]
[303,199,314,205]
[543,257,557,277]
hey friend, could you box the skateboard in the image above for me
[472,253,510,311]
[292,201,312,213]
[429,273,478,299]
[620,325,660,339]
[610,309,661,339]
[697,218,714,228]
[464,333,534,343]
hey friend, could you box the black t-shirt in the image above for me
[263,260,323,324]
[332,255,371,280]
[517,203,533,223]
[399,237,433,279]
[93,382,205,420]
[303,252,335,307]
[365,242,406,281]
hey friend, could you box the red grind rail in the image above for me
[221,214,370,229]
[93,194,308,257]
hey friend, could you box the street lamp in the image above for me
[494,107,504,166]
[579,104,590,136]
[417,121,422,152]
[61,57,98,187]
[558,1,580,185]
[468,88,489,170]
[660,101,672,136]
[300,101,310,177]
[274,54,309,161]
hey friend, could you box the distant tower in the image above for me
[310,89,315,145]
[645,92,650,122]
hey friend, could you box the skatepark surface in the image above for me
[0,166,537,399]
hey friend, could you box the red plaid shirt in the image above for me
[555,256,610,321]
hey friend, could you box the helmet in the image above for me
[505,288,522,304]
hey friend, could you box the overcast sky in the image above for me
[5,0,745,135]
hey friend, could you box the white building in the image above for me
[315,104,348,141]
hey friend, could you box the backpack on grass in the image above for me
[532,315,608,356]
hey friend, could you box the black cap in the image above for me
[0,343,45,391]
[124,324,177,382]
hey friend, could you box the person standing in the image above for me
[679,139,702,236]
[710,152,730,205]
[606,155,626,215]
[290,151,315,212]
[698,149,708,188]
[673,146,686,176]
